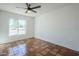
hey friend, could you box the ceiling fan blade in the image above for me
[16,7,27,9]
[30,9,37,13]
[31,5,41,9]
[26,3,29,7]
[29,4,31,7]
[25,10,28,13]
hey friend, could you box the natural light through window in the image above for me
[9,19,26,36]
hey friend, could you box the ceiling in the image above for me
[0,3,71,17]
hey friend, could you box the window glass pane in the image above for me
[19,20,26,28]
[9,19,18,36]
[18,20,26,34]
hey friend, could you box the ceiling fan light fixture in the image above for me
[28,10,32,13]
[25,10,33,15]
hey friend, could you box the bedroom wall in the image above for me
[0,10,35,43]
[35,4,79,51]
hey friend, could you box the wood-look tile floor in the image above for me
[0,38,79,56]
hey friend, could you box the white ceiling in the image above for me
[0,3,71,17]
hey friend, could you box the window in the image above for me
[9,19,26,36]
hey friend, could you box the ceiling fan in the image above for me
[16,3,41,13]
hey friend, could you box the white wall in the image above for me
[35,4,79,51]
[0,10,35,44]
